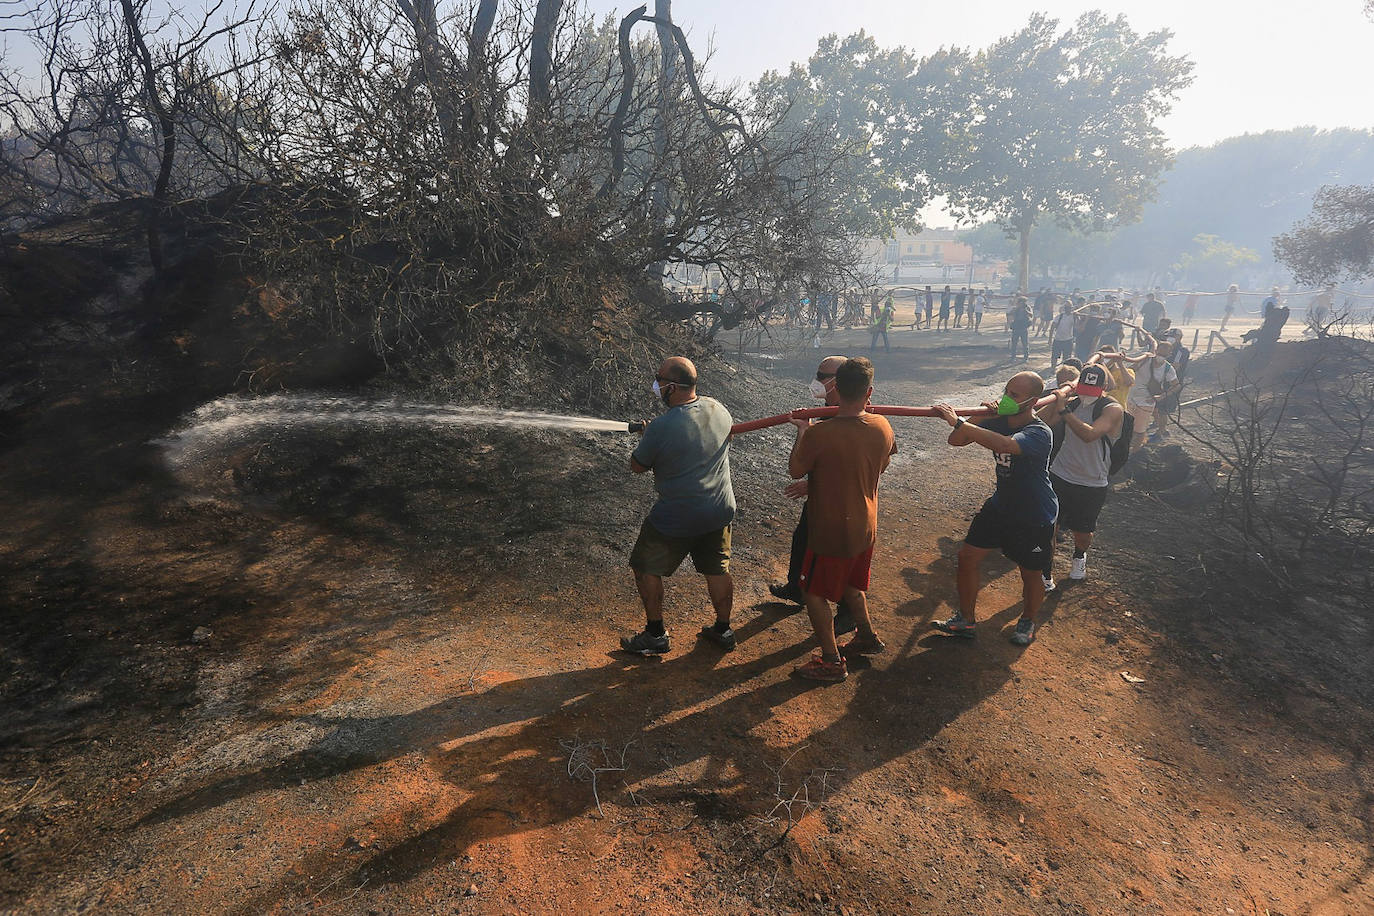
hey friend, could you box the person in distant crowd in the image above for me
[1035,289,1056,338]
[1008,295,1032,360]
[1040,364,1123,586]
[1222,284,1239,331]
[787,358,897,682]
[973,288,987,332]
[1262,287,1281,319]
[621,357,737,655]
[1098,302,1125,351]
[931,371,1057,646]
[1307,283,1336,335]
[771,355,859,638]
[1139,292,1166,336]
[1120,338,1179,451]
[925,285,935,329]
[954,287,967,328]
[1049,300,1077,365]
[1182,294,1197,325]
[870,295,896,352]
[1074,303,1104,362]
[938,285,952,330]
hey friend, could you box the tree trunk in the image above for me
[528,0,564,117]
[1016,219,1033,295]
[650,0,677,283]
[119,0,172,276]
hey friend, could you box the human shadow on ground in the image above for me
[135,550,1035,909]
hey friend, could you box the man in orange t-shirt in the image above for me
[787,357,897,682]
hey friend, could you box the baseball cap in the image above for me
[1077,364,1109,397]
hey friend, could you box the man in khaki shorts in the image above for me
[620,357,737,655]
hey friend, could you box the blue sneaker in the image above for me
[933,612,976,638]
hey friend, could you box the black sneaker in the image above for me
[932,612,977,638]
[1010,618,1036,646]
[833,606,857,637]
[620,629,669,656]
[768,581,803,604]
[699,624,737,651]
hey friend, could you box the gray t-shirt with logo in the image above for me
[632,396,736,537]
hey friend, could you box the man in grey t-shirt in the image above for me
[620,357,737,656]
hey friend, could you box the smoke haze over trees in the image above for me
[963,127,1374,288]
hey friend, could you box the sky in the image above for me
[584,0,1374,150]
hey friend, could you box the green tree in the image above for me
[1274,185,1374,283]
[1172,233,1260,289]
[752,31,936,241]
[938,12,1193,293]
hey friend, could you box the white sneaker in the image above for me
[1070,555,1087,580]
[1042,575,1056,593]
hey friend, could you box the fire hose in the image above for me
[625,393,1063,434]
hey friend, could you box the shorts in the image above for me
[629,520,731,577]
[799,545,873,602]
[965,501,1054,570]
[1128,401,1157,431]
[1050,474,1109,533]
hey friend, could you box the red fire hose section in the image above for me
[728,394,1062,436]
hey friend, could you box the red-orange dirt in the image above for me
[2,326,1371,915]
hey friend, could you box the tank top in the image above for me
[1050,397,1116,488]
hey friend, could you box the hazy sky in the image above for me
[585,0,1374,150]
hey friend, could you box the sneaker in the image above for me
[1042,575,1057,593]
[1070,555,1087,580]
[932,612,977,638]
[1010,618,1036,646]
[794,653,847,682]
[768,581,803,604]
[839,632,886,657]
[698,624,736,651]
[620,629,669,656]
[833,606,857,637]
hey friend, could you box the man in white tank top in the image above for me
[1043,364,1123,584]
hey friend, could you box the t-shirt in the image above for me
[1051,396,1119,488]
[632,397,735,537]
[978,416,1058,526]
[1128,358,1177,407]
[1076,315,1102,346]
[1140,300,1165,328]
[1050,312,1076,341]
[789,413,897,557]
[1106,363,1135,407]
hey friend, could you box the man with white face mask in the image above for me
[770,355,859,635]
[620,357,737,656]
[1043,364,1123,583]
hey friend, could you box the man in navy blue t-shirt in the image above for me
[930,371,1058,646]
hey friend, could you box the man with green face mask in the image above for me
[930,371,1058,646]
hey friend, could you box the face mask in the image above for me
[809,379,828,399]
[996,393,1023,416]
[651,380,662,398]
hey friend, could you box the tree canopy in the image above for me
[937,12,1193,292]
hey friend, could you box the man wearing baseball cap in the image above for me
[1043,363,1123,583]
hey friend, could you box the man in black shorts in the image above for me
[1042,364,1122,584]
[930,371,1058,646]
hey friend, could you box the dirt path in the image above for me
[2,328,1371,915]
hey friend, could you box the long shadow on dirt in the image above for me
[134,545,1034,908]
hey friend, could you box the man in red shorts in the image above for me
[786,357,897,682]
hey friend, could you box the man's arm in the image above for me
[934,404,1021,454]
[1064,400,1123,443]
[787,419,813,479]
